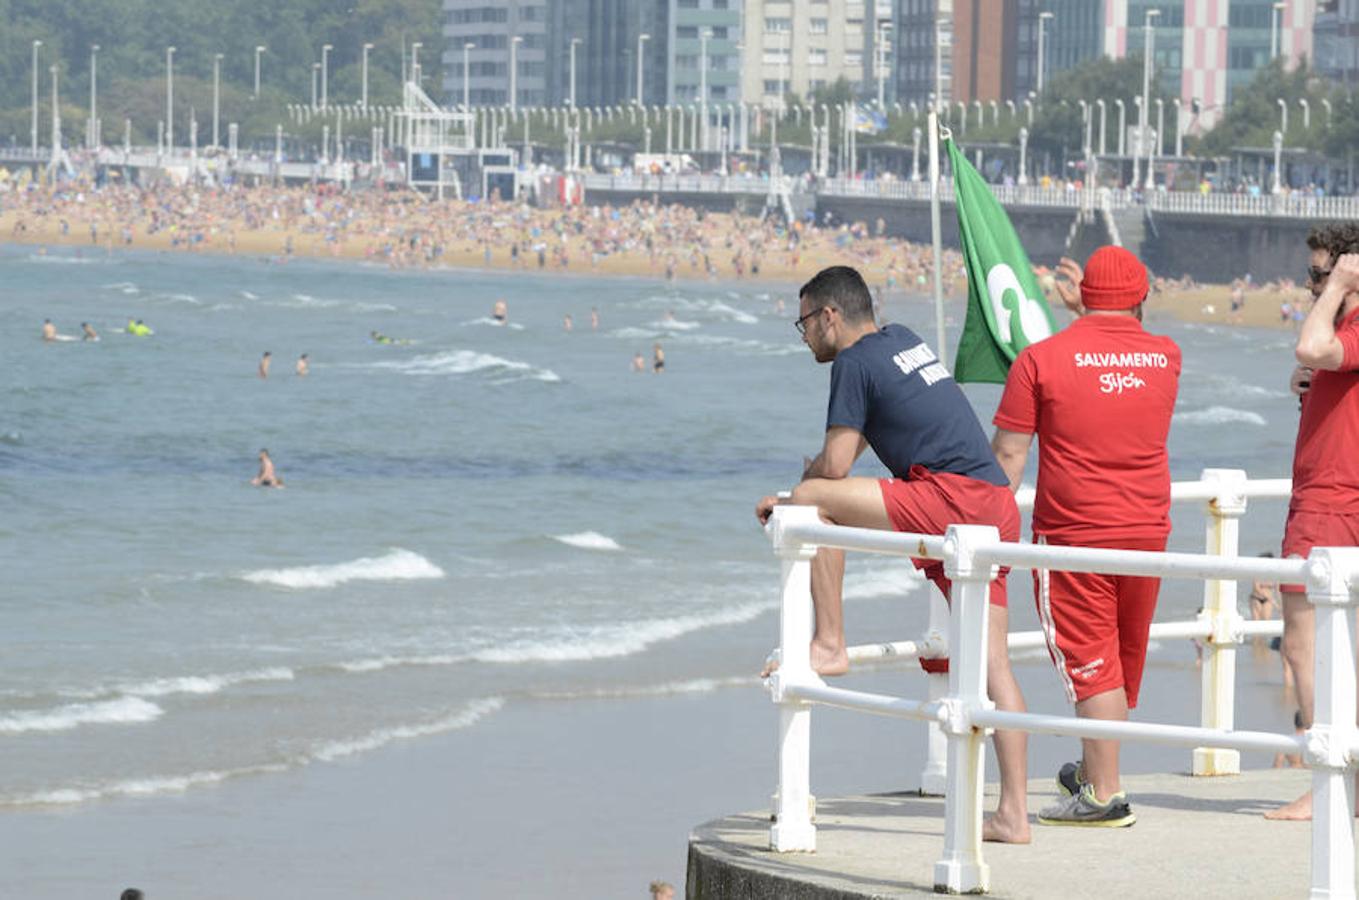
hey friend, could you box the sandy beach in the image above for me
[0,185,1312,333]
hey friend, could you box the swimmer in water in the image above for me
[590,307,599,330]
[259,351,272,379]
[41,319,56,342]
[296,353,309,376]
[632,351,645,373]
[492,299,508,323]
[563,313,573,332]
[82,322,99,341]
[251,449,284,488]
[653,342,665,374]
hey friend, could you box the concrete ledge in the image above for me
[688,769,1334,898]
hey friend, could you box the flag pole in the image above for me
[928,109,948,369]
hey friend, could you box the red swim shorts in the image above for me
[1033,534,1166,707]
[1281,508,1359,594]
[879,466,1019,675]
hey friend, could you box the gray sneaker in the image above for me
[1038,783,1137,828]
[1057,760,1086,797]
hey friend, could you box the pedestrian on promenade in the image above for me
[756,265,1030,843]
[991,246,1181,828]
[1267,224,1359,820]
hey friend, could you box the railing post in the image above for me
[919,590,949,795]
[1194,468,1247,776]
[933,524,997,895]
[1303,546,1359,900]
[766,505,822,853]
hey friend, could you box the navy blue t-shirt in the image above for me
[826,323,1007,486]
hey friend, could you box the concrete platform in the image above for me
[687,769,1342,898]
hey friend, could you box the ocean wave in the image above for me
[473,601,774,664]
[103,281,140,294]
[529,675,754,701]
[1172,406,1267,427]
[843,566,928,600]
[330,654,460,674]
[706,301,759,324]
[118,666,295,698]
[241,548,444,590]
[463,316,525,330]
[309,697,504,762]
[670,333,805,357]
[154,292,201,305]
[650,319,701,331]
[0,697,162,735]
[370,349,559,383]
[3,763,289,808]
[30,254,98,265]
[610,326,661,340]
[551,531,623,552]
[240,290,260,300]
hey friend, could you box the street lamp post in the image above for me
[876,21,892,109]
[166,46,176,156]
[362,43,374,108]
[911,126,922,181]
[412,42,422,87]
[699,28,711,151]
[1037,11,1054,94]
[88,44,99,150]
[637,33,650,106]
[50,63,60,166]
[1115,97,1125,156]
[1018,126,1029,185]
[213,53,223,148]
[1140,8,1160,191]
[569,38,582,108]
[321,44,332,109]
[1300,97,1311,129]
[1277,97,1288,134]
[463,42,474,110]
[510,35,522,114]
[1155,96,1164,157]
[1272,130,1284,194]
[31,40,41,157]
[1097,98,1107,156]
[254,46,267,100]
[311,63,319,109]
[1172,97,1182,157]
[1272,2,1286,61]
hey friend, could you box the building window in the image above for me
[765,17,792,33]
[762,47,791,64]
[676,54,699,69]
[764,79,781,95]
[712,0,729,8]
[678,0,698,7]
[711,26,729,38]
[677,25,698,38]
[810,18,829,34]
[809,48,828,65]
[845,51,862,67]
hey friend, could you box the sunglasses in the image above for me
[1308,265,1332,284]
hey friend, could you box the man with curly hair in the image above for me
[1267,222,1359,820]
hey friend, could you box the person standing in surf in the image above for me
[991,246,1181,829]
[755,265,1030,843]
[1268,224,1359,821]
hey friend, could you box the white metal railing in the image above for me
[764,469,1357,897]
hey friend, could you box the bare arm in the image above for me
[802,426,867,481]
[990,428,1034,493]
[1297,253,1359,370]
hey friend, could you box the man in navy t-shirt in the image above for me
[756,265,1031,844]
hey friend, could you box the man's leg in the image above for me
[1075,688,1128,803]
[1266,589,1316,820]
[983,602,1031,844]
[778,477,893,677]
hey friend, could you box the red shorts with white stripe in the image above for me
[878,466,1020,675]
[1033,534,1166,707]
[1281,508,1359,594]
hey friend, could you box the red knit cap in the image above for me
[1080,245,1148,310]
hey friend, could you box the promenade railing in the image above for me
[763,469,1356,897]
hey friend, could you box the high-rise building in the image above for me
[742,0,870,107]
[893,0,954,108]
[1315,0,1359,86]
[548,1,669,107]
[952,0,1024,103]
[667,0,743,105]
[442,1,550,107]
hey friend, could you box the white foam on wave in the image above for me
[651,318,702,331]
[103,281,139,293]
[119,666,295,698]
[309,697,504,762]
[4,763,289,808]
[331,654,460,674]
[531,675,753,701]
[672,333,805,357]
[240,290,260,300]
[0,697,163,735]
[610,326,661,340]
[371,349,559,383]
[473,600,774,664]
[30,254,96,265]
[1172,406,1267,427]
[241,548,444,590]
[156,293,201,305]
[464,316,526,330]
[552,531,623,552]
[706,301,759,324]
[843,566,928,600]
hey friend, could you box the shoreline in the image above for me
[0,206,1305,334]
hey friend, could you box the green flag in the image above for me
[947,138,1057,384]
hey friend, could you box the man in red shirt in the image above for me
[991,245,1181,827]
[1266,225,1359,821]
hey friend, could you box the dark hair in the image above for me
[799,266,875,324]
[1306,223,1359,264]
[121,890,145,900]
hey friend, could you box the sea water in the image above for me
[0,246,1304,895]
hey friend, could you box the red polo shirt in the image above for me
[994,315,1181,542]
[1292,305,1359,513]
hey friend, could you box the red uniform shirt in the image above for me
[994,315,1181,542]
[1291,305,1359,513]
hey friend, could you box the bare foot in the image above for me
[760,640,849,678]
[1264,791,1312,821]
[983,811,1032,844]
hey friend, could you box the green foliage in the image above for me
[1196,59,1335,156]
[0,0,441,144]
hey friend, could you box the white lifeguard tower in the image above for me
[398,82,517,201]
